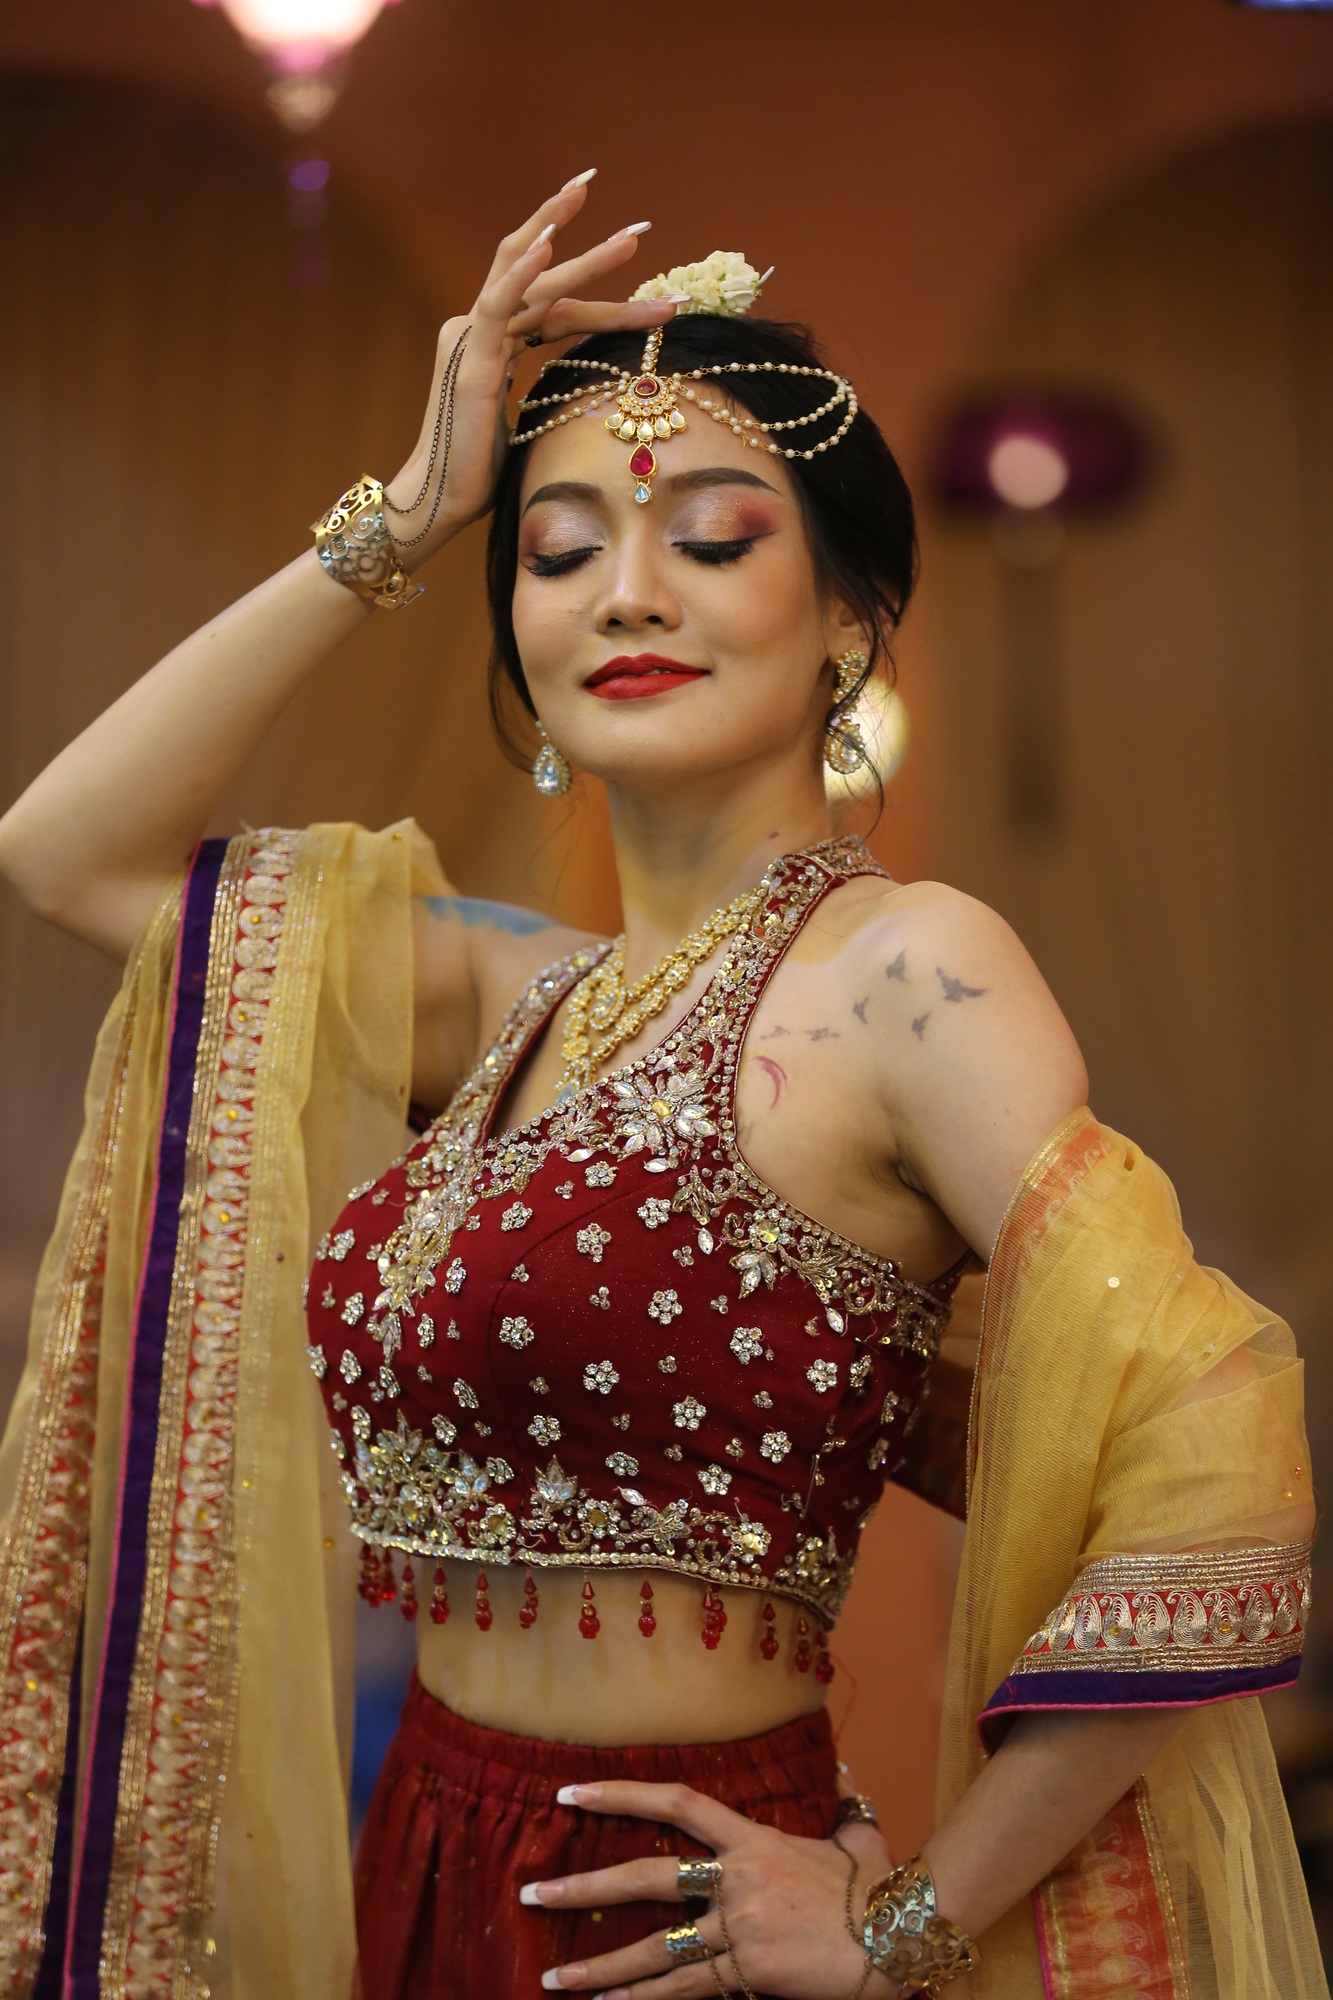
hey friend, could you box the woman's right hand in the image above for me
[384,174,682,566]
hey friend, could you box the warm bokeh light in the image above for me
[987,433,1070,510]
[826,682,910,804]
[214,0,389,55]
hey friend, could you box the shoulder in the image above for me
[840,877,1089,1254]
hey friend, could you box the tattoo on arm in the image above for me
[911,1012,931,1039]
[852,996,869,1025]
[753,1056,789,1108]
[759,1025,791,1040]
[936,966,989,1003]
[804,1027,840,1042]
[420,895,553,938]
[885,949,908,982]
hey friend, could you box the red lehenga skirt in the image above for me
[354,1673,841,2000]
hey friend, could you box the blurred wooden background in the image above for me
[3,0,1333,1871]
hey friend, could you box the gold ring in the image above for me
[524,329,545,348]
[664,1921,714,1965]
[833,1794,879,1830]
[677,1857,723,1899]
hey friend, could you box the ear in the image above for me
[820,594,876,669]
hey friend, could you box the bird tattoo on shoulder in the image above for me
[936,966,989,1003]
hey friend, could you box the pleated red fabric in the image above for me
[354,1674,841,2000]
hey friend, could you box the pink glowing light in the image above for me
[213,0,392,61]
[986,434,1071,511]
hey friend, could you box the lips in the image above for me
[583,654,709,701]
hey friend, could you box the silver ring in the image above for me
[664,1922,714,1965]
[677,1856,723,1899]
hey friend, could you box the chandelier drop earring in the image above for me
[824,648,870,776]
[532,723,571,797]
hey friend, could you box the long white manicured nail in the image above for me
[621,221,652,236]
[665,293,694,304]
[563,168,597,189]
[759,264,776,283]
[535,222,556,246]
[520,1883,542,1906]
[556,1783,585,1805]
[540,1972,564,1992]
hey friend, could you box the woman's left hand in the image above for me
[527,1780,892,1998]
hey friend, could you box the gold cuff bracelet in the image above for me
[862,1856,978,1995]
[312,476,422,609]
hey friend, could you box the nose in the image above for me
[594,528,682,636]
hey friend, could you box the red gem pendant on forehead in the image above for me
[634,376,660,399]
[629,445,656,480]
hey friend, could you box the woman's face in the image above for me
[512,394,864,795]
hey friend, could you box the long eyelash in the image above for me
[524,546,601,577]
[675,537,759,566]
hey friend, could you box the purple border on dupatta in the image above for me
[980,1654,1301,1750]
[61,839,228,1999]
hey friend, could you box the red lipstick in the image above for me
[583,653,709,701]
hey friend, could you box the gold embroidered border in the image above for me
[100,833,299,1997]
[1037,1780,1187,1998]
[1014,1541,1311,1676]
[0,981,140,1993]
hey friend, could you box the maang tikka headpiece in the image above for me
[509,251,860,503]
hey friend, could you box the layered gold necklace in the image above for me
[552,880,767,1106]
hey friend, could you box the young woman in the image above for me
[0,177,1320,2000]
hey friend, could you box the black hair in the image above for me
[485,313,918,764]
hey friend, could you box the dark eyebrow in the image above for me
[521,466,782,517]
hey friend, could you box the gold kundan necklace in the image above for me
[552,881,767,1107]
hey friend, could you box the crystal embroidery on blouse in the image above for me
[320,837,961,1626]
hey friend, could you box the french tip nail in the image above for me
[519,1883,543,1907]
[535,222,556,246]
[623,220,652,235]
[664,293,694,304]
[555,1784,583,1805]
[759,265,776,283]
[540,1973,564,1993]
[563,167,598,188]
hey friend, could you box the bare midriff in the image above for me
[416,1566,828,1746]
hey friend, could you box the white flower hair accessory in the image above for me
[630,250,773,317]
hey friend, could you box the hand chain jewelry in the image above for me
[383,326,470,548]
[551,881,767,1105]
[310,328,470,606]
[710,1848,873,2000]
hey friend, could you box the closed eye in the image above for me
[523,546,601,577]
[674,536,762,566]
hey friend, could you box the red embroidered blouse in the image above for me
[305,839,964,1630]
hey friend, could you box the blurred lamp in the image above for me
[934,392,1148,518]
[1227,2,1333,9]
[192,0,401,128]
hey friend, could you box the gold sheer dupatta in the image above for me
[940,1112,1324,1998]
[0,821,442,1999]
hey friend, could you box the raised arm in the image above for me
[0,176,676,965]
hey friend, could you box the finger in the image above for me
[510,222,652,326]
[522,1854,686,1912]
[482,172,599,291]
[540,1915,724,1994]
[473,233,562,346]
[556,1781,747,1853]
[513,296,687,351]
